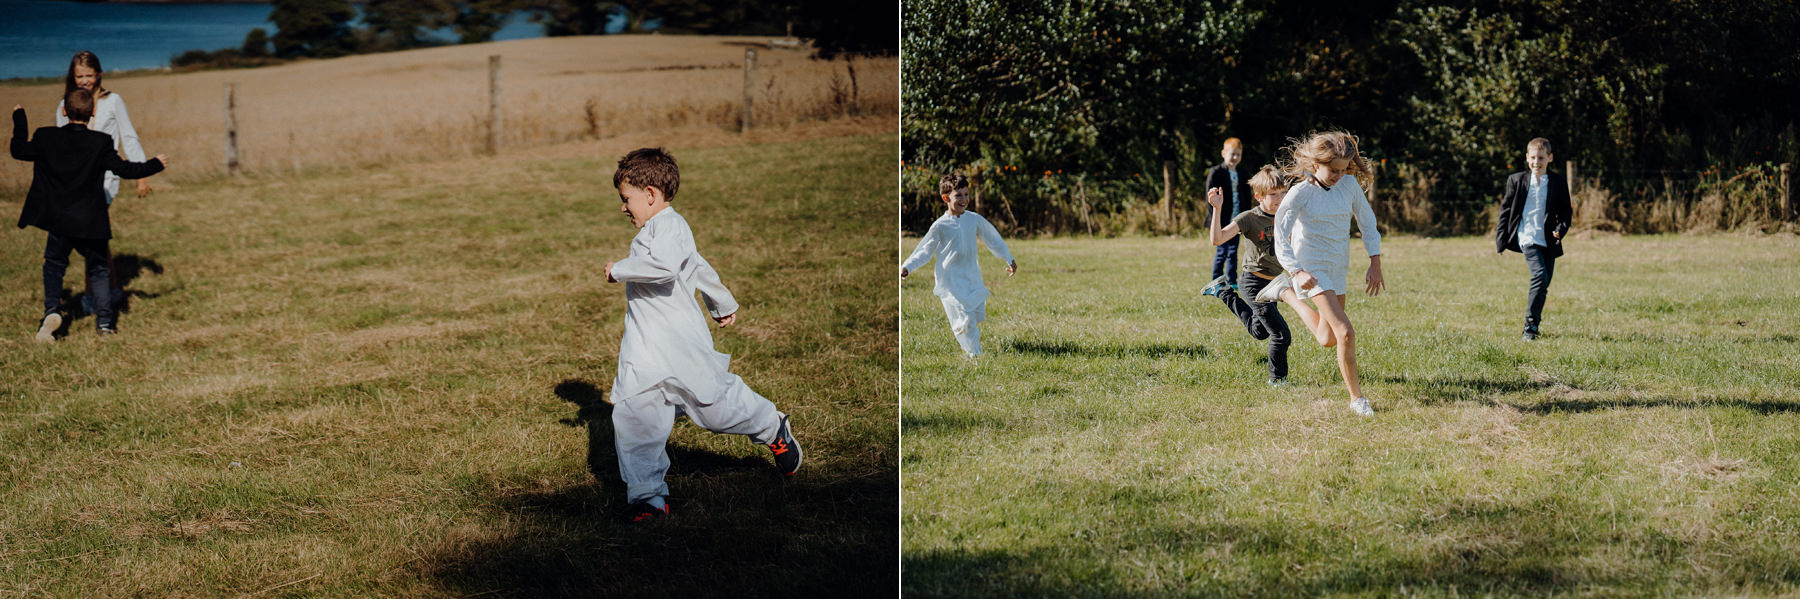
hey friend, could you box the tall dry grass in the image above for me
[0,35,896,191]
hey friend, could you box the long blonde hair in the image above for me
[1279,130,1373,194]
[64,51,111,99]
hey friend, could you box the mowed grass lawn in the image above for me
[0,134,896,597]
[902,232,1800,597]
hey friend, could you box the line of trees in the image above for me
[175,0,895,68]
[903,0,1800,234]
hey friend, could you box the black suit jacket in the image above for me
[11,108,162,240]
[1494,170,1571,258]
[1204,162,1256,228]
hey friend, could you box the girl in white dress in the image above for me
[1268,131,1385,415]
[57,51,150,204]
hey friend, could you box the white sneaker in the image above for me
[35,313,60,343]
[1349,397,1374,416]
[1255,273,1291,303]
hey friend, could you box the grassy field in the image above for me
[0,133,896,597]
[901,232,1800,597]
[1,35,896,188]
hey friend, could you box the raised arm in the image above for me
[1206,187,1238,246]
[11,107,40,162]
[691,252,739,319]
[610,225,689,285]
[97,151,163,180]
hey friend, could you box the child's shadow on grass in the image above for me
[552,378,769,491]
[1004,339,1209,359]
[47,254,171,334]
[1380,374,1800,414]
[418,379,900,597]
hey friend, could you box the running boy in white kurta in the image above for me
[901,171,1015,357]
[602,148,801,523]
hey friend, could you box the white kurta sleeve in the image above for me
[901,224,943,272]
[975,215,1013,265]
[55,101,68,127]
[611,224,688,284]
[1349,176,1381,256]
[1272,187,1303,272]
[112,95,146,162]
[691,252,738,318]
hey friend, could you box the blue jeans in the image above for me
[1211,238,1239,281]
[1522,244,1556,332]
[43,233,114,328]
[1216,271,1290,379]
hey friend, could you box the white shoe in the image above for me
[35,313,60,343]
[1255,273,1291,303]
[1349,397,1374,416]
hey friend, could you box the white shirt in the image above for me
[609,208,739,405]
[58,92,145,204]
[902,211,1014,309]
[1272,174,1381,274]
[1515,173,1549,248]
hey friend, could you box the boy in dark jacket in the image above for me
[12,88,166,341]
[1493,137,1570,341]
[1204,137,1255,282]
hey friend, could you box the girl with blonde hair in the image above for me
[1264,130,1385,415]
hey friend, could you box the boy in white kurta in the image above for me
[603,148,800,523]
[902,172,1015,358]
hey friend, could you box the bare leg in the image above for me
[1311,293,1361,399]
[1282,287,1337,347]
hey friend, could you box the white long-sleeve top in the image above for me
[902,211,1014,308]
[1272,174,1381,274]
[58,92,145,204]
[609,208,740,405]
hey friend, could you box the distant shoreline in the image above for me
[57,0,270,4]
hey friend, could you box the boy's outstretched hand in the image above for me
[900,267,909,279]
[604,261,616,283]
[1007,261,1017,276]
[716,313,736,327]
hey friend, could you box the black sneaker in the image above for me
[35,312,61,343]
[627,502,669,523]
[97,324,119,337]
[766,415,802,476]
[1522,328,1539,341]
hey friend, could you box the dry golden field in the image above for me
[2,35,896,190]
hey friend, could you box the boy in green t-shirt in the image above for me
[1201,165,1302,385]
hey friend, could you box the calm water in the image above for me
[0,0,546,80]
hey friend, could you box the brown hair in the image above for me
[1527,138,1553,154]
[612,147,680,200]
[1248,164,1287,197]
[938,171,969,196]
[64,51,109,99]
[1222,137,1243,151]
[63,88,95,122]
[1279,130,1374,193]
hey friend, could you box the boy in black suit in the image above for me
[1494,137,1570,341]
[12,88,166,341]
[1204,137,1255,283]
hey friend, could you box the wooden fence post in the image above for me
[1782,163,1793,222]
[1567,159,1578,193]
[742,48,757,133]
[1161,160,1175,230]
[487,55,502,155]
[223,83,239,176]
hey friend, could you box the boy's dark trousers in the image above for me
[1216,271,1289,379]
[1522,244,1555,334]
[1211,238,1239,281]
[43,233,113,328]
